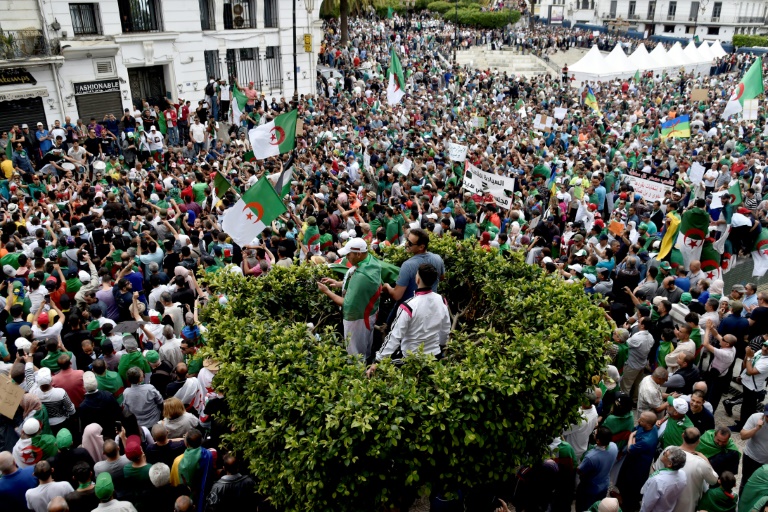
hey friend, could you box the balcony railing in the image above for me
[666,14,676,20]
[737,16,764,23]
[119,0,163,33]
[224,0,257,29]
[629,13,639,19]
[710,15,720,21]
[0,30,57,60]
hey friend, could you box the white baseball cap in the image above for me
[338,238,368,256]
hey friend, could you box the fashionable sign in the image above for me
[0,88,49,102]
[0,68,37,86]
[73,80,121,95]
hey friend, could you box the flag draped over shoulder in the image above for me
[386,47,406,106]
[700,240,722,281]
[675,207,710,270]
[722,57,764,118]
[231,84,248,125]
[221,177,286,247]
[656,210,681,260]
[303,222,320,255]
[248,110,297,160]
[752,228,768,277]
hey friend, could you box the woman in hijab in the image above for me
[709,279,725,302]
[20,394,52,436]
[82,423,106,462]
[627,220,639,245]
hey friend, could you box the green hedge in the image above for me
[201,237,609,511]
[732,34,768,48]
[427,0,454,14]
[443,8,520,27]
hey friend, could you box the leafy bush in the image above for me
[732,34,768,48]
[427,0,454,14]
[443,8,521,27]
[201,237,609,511]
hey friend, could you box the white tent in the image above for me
[683,42,710,75]
[697,41,715,63]
[629,43,666,73]
[603,44,638,80]
[568,45,612,85]
[710,40,728,58]
[649,43,675,73]
[666,42,690,72]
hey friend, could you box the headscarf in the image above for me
[21,394,42,419]
[174,266,195,290]
[82,423,106,462]
[628,220,639,244]
[480,231,491,248]
[710,279,725,297]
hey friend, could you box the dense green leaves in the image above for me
[732,35,768,48]
[201,238,609,511]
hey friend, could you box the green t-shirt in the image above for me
[697,486,737,512]
[96,369,125,405]
[124,463,153,481]
[192,182,208,204]
[662,396,695,448]
[41,350,74,372]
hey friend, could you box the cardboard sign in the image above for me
[554,107,568,120]
[534,114,554,130]
[689,162,706,185]
[609,220,625,237]
[744,99,759,121]
[691,88,709,101]
[296,119,304,136]
[711,190,727,209]
[399,157,413,176]
[447,142,468,162]
[0,375,23,420]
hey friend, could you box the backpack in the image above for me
[205,82,215,96]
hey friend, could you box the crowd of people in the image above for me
[3,7,768,512]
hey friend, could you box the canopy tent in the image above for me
[603,44,638,80]
[697,41,716,63]
[666,42,690,72]
[684,42,711,75]
[629,43,666,73]
[568,45,612,84]
[710,40,728,58]
[649,43,675,73]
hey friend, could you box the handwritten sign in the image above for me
[462,162,514,210]
[554,107,568,120]
[0,375,23,419]
[447,142,468,162]
[399,157,413,176]
[627,170,673,202]
[689,162,706,185]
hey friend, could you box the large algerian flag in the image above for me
[722,57,764,119]
[303,221,320,255]
[753,228,768,277]
[386,47,406,106]
[728,181,743,207]
[248,109,297,160]
[675,207,710,270]
[221,176,286,247]
[700,240,722,281]
[157,110,167,135]
[231,84,248,125]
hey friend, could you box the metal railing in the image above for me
[70,3,102,35]
[710,15,720,21]
[0,30,56,60]
[737,16,764,23]
[224,0,257,29]
[264,46,282,90]
[119,0,163,32]
[666,14,676,20]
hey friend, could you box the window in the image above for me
[712,2,722,17]
[609,0,616,16]
[118,0,162,32]
[664,24,675,32]
[689,1,699,20]
[200,0,215,30]
[580,0,589,10]
[204,50,221,80]
[225,47,261,88]
[224,0,257,29]
[708,26,720,34]
[667,1,676,19]
[647,1,656,19]
[264,0,278,27]
[70,3,102,35]
[629,1,636,16]
[264,46,282,90]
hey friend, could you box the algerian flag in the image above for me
[157,111,167,135]
[221,177,286,247]
[386,48,406,106]
[267,153,294,197]
[700,240,722,281]
[675,207,710,270]
[231,84,248,125]
[722,57,764,119]
[213,171,232,197]
[634,70,641,83]
[728,181,743,206]
[753,228,768,277]
[248,109,297,160]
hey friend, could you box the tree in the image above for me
[200,237,610,511]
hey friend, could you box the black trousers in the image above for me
[738,386,764,428]
[741,453,764,495]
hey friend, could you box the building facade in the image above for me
[533,0,768,40]
[0,0,322,131]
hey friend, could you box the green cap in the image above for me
[638,222,649,231]
[94,472,114,500]
[56,428,73,449]
[145,350,160,364]
[680,292,692,305]
[87,320,101,331]
[660,261,672,270]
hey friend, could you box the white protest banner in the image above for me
[463,162,514,210]
[626,170,673,203]
[448,142,468,162]
[710,190,726,209]
[399,158,413,176]
[533,114,553,130]
[554,107,568,120]
[689,162,706,185]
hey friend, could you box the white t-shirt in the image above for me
[189,123,206,143]
[68,146,86,163]
[26,481,75,512]
[744,412,768,463]
[741,353,768,391]
[562,406,598,459]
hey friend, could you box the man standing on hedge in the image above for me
[318,238,382,360]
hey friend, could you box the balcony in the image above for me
[629,13,640,19]
[710,16,720,21]
[224,0,257,29]
[737,16,764,23]
[666,14,676,20]
[0,30,59,61]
